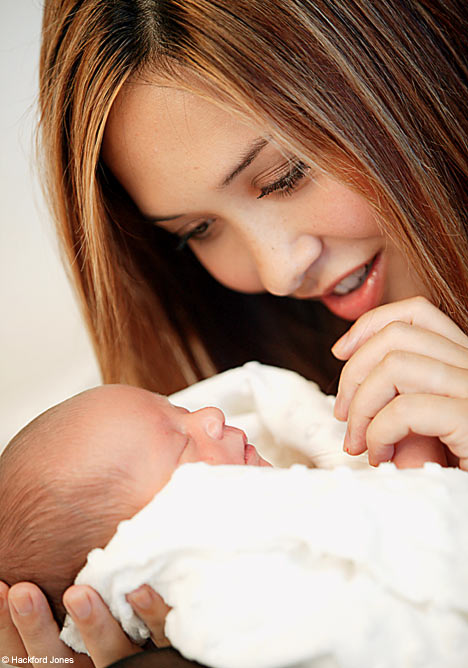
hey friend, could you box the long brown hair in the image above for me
[38,0,468,394]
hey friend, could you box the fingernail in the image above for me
[343,429,351,454]
[10,592,33,616]
[369,445,395,467]
[382,445,395,462]
[128,586,152,610]
[331,333,350,358]
[64,590,92,620]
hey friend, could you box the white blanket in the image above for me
[61,464,468,667]
[60,364,468,667]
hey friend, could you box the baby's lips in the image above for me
[244,443,257,464]
[224,425,248,445]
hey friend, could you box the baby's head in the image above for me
[0,385,270,623]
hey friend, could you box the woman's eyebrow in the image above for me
[218,137,268,188]
[141,212,184,224]
[141,137,269,224]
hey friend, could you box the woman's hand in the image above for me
[332,296,468,469]
[1,581,170,668]
[0,582,96,668]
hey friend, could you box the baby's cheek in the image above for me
[132,458,179,508]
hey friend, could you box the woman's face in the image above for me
[102,77,427,321]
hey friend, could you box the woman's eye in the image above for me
[176,219,214,251]
[257,160,310,199]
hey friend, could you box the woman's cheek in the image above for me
[192,242,265,294]
[381,246,430,304]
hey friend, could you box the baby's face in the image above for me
[69,385,271,512]
[134,392,271,505]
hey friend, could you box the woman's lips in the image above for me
[320,252,386,320]
[322,257,374,296]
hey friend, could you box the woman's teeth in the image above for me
[332,262,372,296]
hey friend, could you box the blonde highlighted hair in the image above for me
[39,0,468,394]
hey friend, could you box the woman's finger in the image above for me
[63,585,142,668]
[0,582,27,659]
[127,585,171,648]
[332,296,468,361]
[365,394,468,468]
[344,352,468,454]
[335,320,468,420]
[8,583,91,666]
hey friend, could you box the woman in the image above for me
[2,0,468,664]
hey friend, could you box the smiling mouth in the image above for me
[330,260,373,296]
[323,254,378,297]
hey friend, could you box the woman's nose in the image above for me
[190,406,226,439]
[251,231,322,296]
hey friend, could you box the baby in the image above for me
[0,384,271,624]
[0,381,446,630]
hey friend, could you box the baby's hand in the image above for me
[332,297,468,469]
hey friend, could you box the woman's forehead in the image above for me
[101,81,261,216]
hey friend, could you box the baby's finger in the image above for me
[8,583,89,664]
[127,585,171,648]
[0,582,27,658]
[335,321,468,420]
[332,296,468,361]
[366,394,468,467]
[345,353,468,454]
[63,585,141,668]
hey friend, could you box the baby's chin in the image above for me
[245,443,273,467]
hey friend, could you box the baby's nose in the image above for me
[196,406,226,439]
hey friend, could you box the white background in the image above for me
[1,1,101,449]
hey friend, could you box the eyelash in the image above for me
[175,160,310,251]
[257,160,310,199]
[176,219,214,251]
